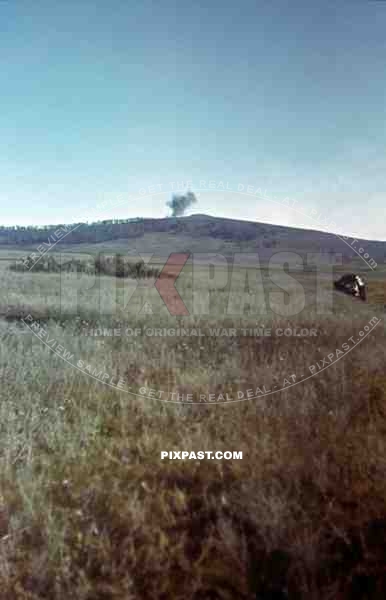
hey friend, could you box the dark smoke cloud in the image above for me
[167,191,197,217]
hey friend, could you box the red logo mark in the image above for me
[155,253,190,316]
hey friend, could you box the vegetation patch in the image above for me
[9,254,161,279]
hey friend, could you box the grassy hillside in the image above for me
[1,214,385,265]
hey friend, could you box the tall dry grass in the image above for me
[0,253,385,598]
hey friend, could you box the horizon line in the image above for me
[0,212,385,244]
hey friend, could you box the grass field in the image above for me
[0,245,385,599]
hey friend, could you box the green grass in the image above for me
[0,247,385,599]
[33,232,264,256]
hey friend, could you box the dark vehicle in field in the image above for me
[334,273,367,301]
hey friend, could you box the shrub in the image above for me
[9,255,160,279]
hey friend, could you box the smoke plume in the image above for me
[167,191,197,217]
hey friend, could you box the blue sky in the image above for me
[1,0,385,239]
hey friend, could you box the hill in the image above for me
[1,214,384,267]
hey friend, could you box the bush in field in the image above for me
[10,254,160,279]
[9,255,94,274]
[95,254,160,278]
